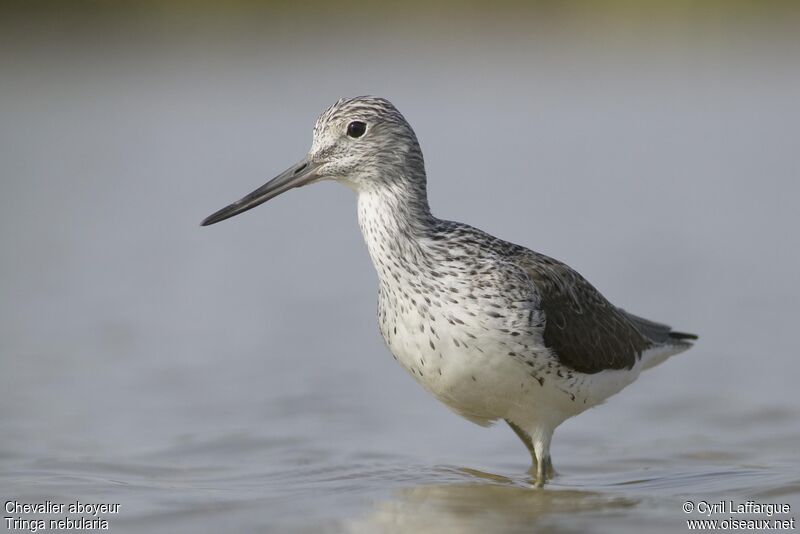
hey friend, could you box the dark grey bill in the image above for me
[201,157,320,226]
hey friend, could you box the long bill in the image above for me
[201,156,321,226]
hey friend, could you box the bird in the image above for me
[201,96,697,487]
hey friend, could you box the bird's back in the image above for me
[428,218,696,376]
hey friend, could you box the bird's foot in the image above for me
[529,456,556,488]
[545,456,556,479]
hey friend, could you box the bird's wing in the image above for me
[619,309,697,344]
[514,251,654,374]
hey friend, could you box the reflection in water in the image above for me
[347,474,636,534]
[346,462,800,534]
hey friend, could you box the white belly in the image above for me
[381,307,520,425]
[379,292,563,427]
[378,290,646,429]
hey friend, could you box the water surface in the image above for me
[2,5,799,532]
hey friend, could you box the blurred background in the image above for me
[1,2,799,532]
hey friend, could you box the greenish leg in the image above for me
[545,455,556,479]
[506,419,556,487]
[505,419,537,467]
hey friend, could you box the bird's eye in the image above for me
[347,121,367,138]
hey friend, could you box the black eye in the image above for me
[347,121,367,138]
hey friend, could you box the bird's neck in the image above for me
[356,179,436,276]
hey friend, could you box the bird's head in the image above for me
[202,96,425,226]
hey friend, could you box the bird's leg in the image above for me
[531,430,554,488]
[506,420,557,487]
[505,419,537,468]
[545,455,556,479]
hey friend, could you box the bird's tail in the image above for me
[620,309,698,371]
[667,330,699,342]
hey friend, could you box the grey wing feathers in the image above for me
[620,309,698,345]
[515,250,696,374]
[515,252,653,374]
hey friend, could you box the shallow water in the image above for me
[2,6,799,533]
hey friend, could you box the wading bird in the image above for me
[202,96,697,487]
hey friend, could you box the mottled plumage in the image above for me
[202,96,697,487]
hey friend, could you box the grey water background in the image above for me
[2,3,799,532]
